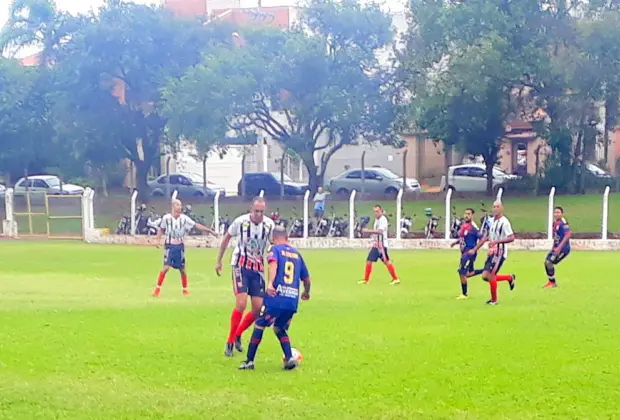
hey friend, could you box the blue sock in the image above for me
[246,327,264,362]
[275,329,292,359]
[461,282,468,296]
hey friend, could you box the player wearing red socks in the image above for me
[152,199,217,297]
[470,201,516,305]
[215,197,275,357]
[358,205,400,285]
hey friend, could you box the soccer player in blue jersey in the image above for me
[450,208,484,299]
[238,226,311,371]
[543,206,571,288]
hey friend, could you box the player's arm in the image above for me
[195,222,217,236]
[300,256,311,300]
[469,236,488,254]
[450,239,460,247]
[266,249,278,295]
[215,218,239,275]
[154,215,166,247]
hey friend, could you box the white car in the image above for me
[13,175,85,196]
[440,164,518,193]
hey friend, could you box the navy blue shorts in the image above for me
[367,247,389,262]
[546,248,570,265]
[458,252,478,275]
[256,306,295,330]
[163,243,185,269]
[232,266,265,297]
[483,253,505,275]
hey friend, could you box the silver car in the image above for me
[328,167,421,196]
[148,173,226,199]
[13,175,85,196]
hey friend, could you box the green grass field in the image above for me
[1,242,620,419]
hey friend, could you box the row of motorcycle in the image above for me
[116,202,494,239]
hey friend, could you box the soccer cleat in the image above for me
[485,300,498,305]
[234,336,244,353]
[456,294,469,300]
[509,274,516,291]
[357,280,369,285]
[224,343,234,357]
[238,360,255,370]
[152,288,161,297]
[283,357,298,371]
[390,279,401,285]
[543,281,558,288]
[182,289,190,296]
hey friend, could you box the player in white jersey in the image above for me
[215,196,275,357]
[469,201,516,305]
[152,199,217,297]
[358,205,400,285]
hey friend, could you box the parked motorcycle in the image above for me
[287,207,304,238]
[210,206,231,235]
[449,206,463,239]
[479,201,492,238]
[399,208,414,239]
[136,205,159,235]
[183,204,207,235]
[424,207,441,239]
[354,214,371,238]
[313,207,332,237]
[116,213,131,234]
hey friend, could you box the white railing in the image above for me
[2,188,17,237]
[496,187,504,202]
[349,189,357,240]
[259,190,264,198]
[82,188,91,238]
[396,188,404,240]
[171,190,178,200]
[444,187,453,240]
[213,190,221,233]
[130,190,139,235]
[547,187,556,240]
[303,190,310,239]
[602,185,611,241]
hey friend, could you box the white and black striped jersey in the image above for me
[228,214,275,271]
[373,215,389,249]
[488,215,514,258]
[159,213,195,245]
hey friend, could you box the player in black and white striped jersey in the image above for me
[471,200,517,305]
[152,199,217,297]
[215,197,275,357]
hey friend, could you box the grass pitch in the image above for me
[1,242,620,419]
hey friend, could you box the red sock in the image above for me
[228,309,243,343]
[364,263,373,281]
[181,273,188,289]
[496,274,512,282]
[235,312,256,337]
[489,279,498,301]
[386,262,398,280]
[156,271,166,287]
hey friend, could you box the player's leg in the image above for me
[381,249,400,285]
[273,311,296,370]
[481,255,500,305]
[359,248,378,284]
[177,245,189,295]
[234,273,265,352]
[543,251,566,288]
[226,267,249,357]
[238,310,273,370]
[457,255,470,299]
[153,245,172,297]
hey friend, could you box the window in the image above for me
[373,168,400,179]
[33,180,48,188]
[363,171,378,180]
[346,170,362,179]
[157,176,168,184]
[46,178,60,188]
[468,168,487,178]
[178,176,192,186]
[453,167,470,177]
[169,175,182,185]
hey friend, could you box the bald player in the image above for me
[468,200,516,305]
[152,199,217,297]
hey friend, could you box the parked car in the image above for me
[328,167,421,196]
[13,175,85,196]
[148,173,226,198]
[440,164,518,193]
[238,172,309,197]
[585,163,613,179]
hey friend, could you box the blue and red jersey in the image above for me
[265,243,309,312]
[459,221,479,253]
[553,218,571,251]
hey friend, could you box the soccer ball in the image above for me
[283,347,303,364]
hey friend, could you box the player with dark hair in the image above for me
[450,207,484,299]
[215,197,275,357]
[238,226,311,371]
[358,205,400,285]
[543,206,571,288]
[152,199,217,297]
[469,201,516,305]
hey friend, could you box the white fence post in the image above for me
[82,188,90,239]
[259,190,264,198]
[89,189,95,229]
[547,187,556,241]
[396,188,403,240]
[171,190,178,200]
[130,190,138,235]
[444,187,453,240]
[602,185,611,241]
[349,189,357,240]
[3,188,16,237]
[298,164,303,182]
[303,190,310,239]
[496,187,504,202]
[213,190,221,234]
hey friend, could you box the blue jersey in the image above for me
[459,221,479,253]
[265,243,309,312]
[553,218,571,250]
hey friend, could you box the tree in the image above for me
[163,0,402,192]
